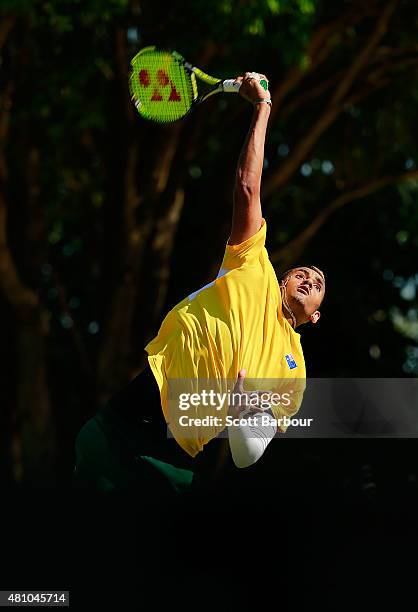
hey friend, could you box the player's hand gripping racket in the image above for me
[129,46,268,123]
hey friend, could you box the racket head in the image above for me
[129,46,197,123]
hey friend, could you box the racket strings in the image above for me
[130,49,195,123]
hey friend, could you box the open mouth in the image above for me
[297,286,309,296]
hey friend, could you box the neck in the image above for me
[282,304,298,329]
[280,286,298,328]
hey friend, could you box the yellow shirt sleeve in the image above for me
[220,219,267,272]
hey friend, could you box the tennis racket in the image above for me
[129,46,268,123]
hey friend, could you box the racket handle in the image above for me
[222,78,269,92]
[222,79,241,93]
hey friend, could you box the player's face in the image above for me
[283,268,325,324]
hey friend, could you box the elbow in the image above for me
[231,450,259,469]
[232,458,254,469]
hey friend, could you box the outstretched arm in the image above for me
[228,73,271,245]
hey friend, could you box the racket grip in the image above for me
[222,79,241,93]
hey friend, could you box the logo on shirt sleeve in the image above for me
[285,353,297,369]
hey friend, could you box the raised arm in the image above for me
[228,72,271,246]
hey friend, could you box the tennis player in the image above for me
[74,72,325,498]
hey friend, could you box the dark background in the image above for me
[1,0,417,607]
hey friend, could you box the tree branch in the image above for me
[269,3,375,121]
[331,0,397,105]
[263,0,398,199]
[280,42,418,121]
[280,71,343,120]
[0,35,38,311]
[270,169,418,268]
[0,14,15,52]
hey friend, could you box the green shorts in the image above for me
[73,403,197,502]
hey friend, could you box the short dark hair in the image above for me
[279,265,325,284]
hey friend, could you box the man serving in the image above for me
[145,71,325,464]
[74,71,326,495]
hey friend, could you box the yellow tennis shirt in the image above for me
[145,219,306,457]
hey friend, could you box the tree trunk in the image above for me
[0,27,55,483]
[13,306,55,485]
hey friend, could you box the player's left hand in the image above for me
[228,369,273,418]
